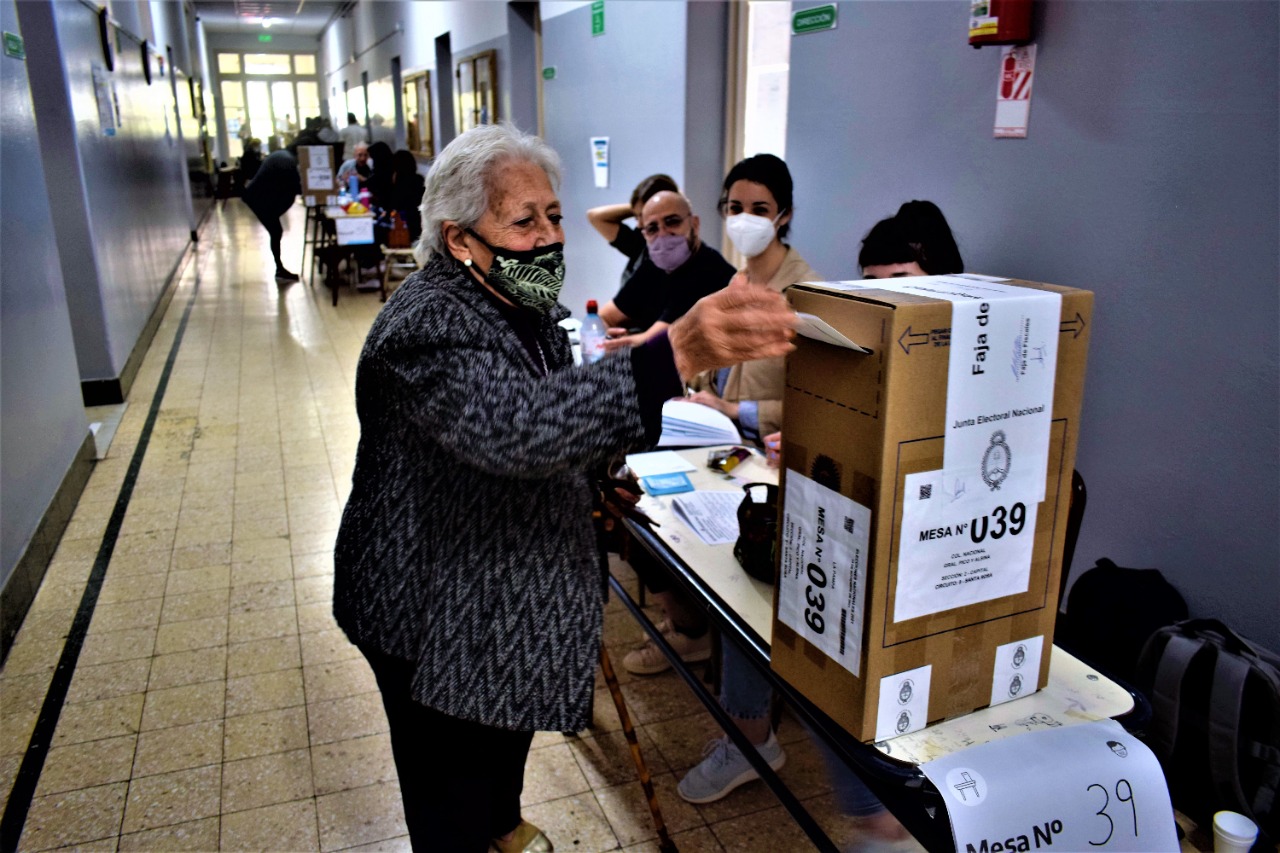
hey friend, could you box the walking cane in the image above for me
[599,646,678,853]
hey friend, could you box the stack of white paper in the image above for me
[672,490,742,545]
[658,400,742,447]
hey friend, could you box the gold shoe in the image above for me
[492,820,553,853]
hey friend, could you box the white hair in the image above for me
[416,123,562,264]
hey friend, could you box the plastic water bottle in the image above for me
[581,300,607,364]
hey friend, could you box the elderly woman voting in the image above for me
[333,124,795,853]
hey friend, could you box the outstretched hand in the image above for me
[602,328,640,352]
[667,273,797,382]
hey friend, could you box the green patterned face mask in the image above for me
[465,228,566,314]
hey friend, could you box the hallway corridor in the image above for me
[0,201,892,852]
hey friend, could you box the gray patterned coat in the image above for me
[334,254,654,732]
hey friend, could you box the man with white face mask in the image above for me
[602,190,735,349]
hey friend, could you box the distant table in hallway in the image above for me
[314,205,376,306]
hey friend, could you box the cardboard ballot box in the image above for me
[772,275,1092,742]
[298,145,338,206]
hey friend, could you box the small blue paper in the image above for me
[641,472,694,495]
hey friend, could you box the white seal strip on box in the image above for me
[989,634,1045,707]
[825,276,1061,501]
[876,663,932,741]
[778,470,872,677]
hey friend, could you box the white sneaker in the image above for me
[622,622,712,675]
[677,731,786,803]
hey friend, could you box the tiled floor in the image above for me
[0,202,920,852]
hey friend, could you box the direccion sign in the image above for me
[792,4,838,35]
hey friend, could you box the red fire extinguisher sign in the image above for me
[994,45,1036,138]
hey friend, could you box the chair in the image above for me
[1059,469,1087,608]
[379,246,418,302]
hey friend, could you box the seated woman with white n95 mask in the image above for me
[683,153,819,444]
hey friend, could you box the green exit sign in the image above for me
[258,33,273,42]
[792,4,838,35]
[3,31,24,59]
[591,0,604,37]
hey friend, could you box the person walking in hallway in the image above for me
[241,148,301,282]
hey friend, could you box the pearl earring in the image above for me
[463,258,472,267]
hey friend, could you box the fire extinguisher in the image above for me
[1000,51,1018,97]
[969,0,1032,48]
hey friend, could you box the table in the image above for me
[311,205,376,306]
[614,446,1145,852]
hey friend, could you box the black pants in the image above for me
[361,647,535,852]
[247,201,285,270]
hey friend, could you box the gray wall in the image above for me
[542,1,688,314]
[506,2,541,135]
[21,0,194,387]
[786,1,1280,648]
[0,0,92,585]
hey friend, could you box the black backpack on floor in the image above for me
[1137,618,1280,846]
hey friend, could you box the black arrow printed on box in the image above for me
[898,326,929,354]
[1059,313,1086,338]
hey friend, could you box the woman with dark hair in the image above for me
[685,153,816,442]
[858,199,963,277]
[388,149,426,240]
[675,153,820,805]
[364,140,395,208]
[242,148,300,282]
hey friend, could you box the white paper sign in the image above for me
[624,450,697,480]
[335,217,374,246]
[778,470,871,676]
[940,277,1059,503]
[305,145,331,169]
[876,664,932,741]
[989,635,1044,707]
[671,491,741,545]
[922,719,1178,853]
[307,168,333,190]
[995,44,1037,139]
[92,64,116,136]
[591,136,609,188]
[894,469,1039,622]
